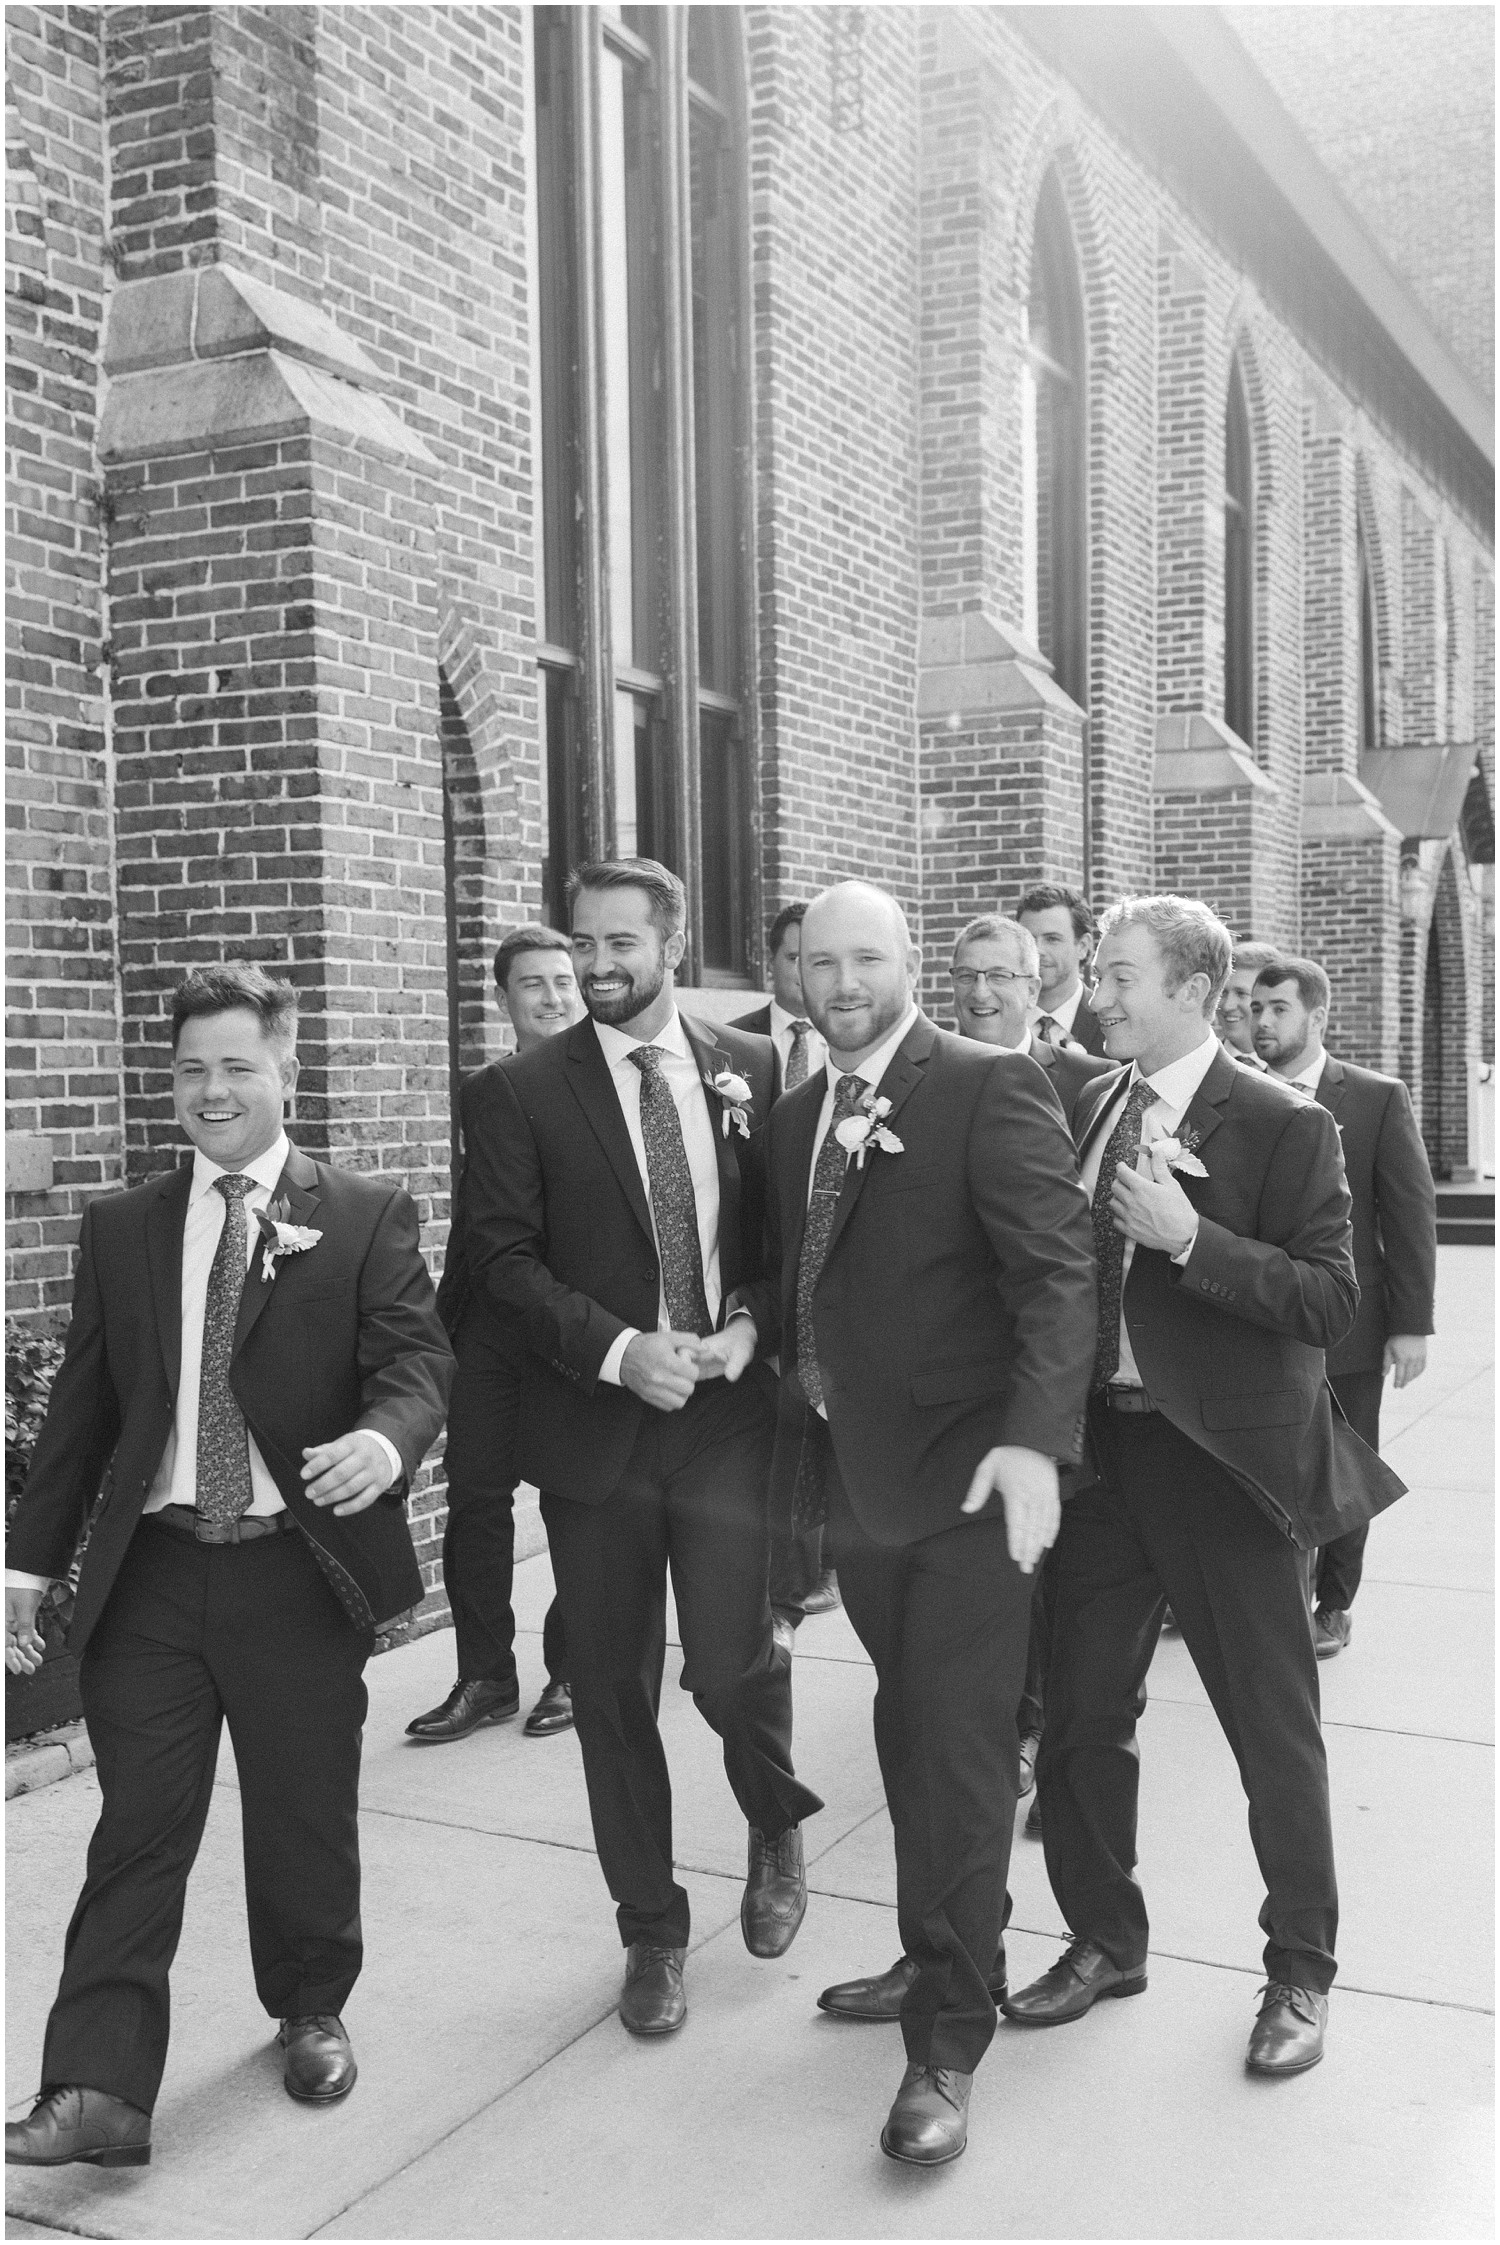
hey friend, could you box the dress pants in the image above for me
[42,1518,373,2115]
[1315,1368,1384,1613]
[825,1448,1033,2074]
[541,1368,822,1950]
[769,1516,826,1623]
[1040,1400,1338,1993]
[1016,1545,1058,1743]
[443,1316,565,1687]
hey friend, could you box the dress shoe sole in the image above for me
[405,1708,519,1743]
[6,2142,151,2168]
[880,2128,966,2166]
[284,2071,357,2104]
[1313,1641,1346,1661]
[619,2008,687,2038]
[819,1980,1006,2023]
[1246,2044,1325,2077]
[523,1713,575,1736]
[1001,1974,1147,2025]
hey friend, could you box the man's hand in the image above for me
[1112,1161,1198,1257]
[301,1432,397,1517]
[690,1317,758,1385]
[960,1446,1060,1574]
[1384,1334,1428,1389]
[5,1586,47,1676]
[620,1331,701,1412]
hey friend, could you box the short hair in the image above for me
[950,914,1040,977]
[1254,954,1331,1016]
[493,922,573,993]
[1098,894,1234,1015]
[568,858,686,942]
[767,902,807,958]
[1231,940,1284,975]
[170,961,298,1054]
[1016,883,1097,942]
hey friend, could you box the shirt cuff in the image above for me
[364,1431,405,1491]
[1170,1218,1201,1268]
[5,1570,53,1593]
[599,1329,642,1387]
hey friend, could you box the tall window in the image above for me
[1357,516,1380,754]
[1223,355,1254,743]
[533,5,754,981]
[1021,166,1086,710]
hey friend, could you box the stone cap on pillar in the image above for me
[1154,712,1277,797]
[1300,769,1402,843]
[1360,744,1479,840]
[916,613,1083,721]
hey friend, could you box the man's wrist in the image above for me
[1170,1216,1201,1268]
[5,1570,52,1594]
[362,1430,405,1492]
[599,1328,642,1386]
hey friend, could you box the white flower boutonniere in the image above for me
[254,1198,323,1284]
[706,1067,754,1139]
[833,1090,905,1170]
[1148,1125,1208,1180]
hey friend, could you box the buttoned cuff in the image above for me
[364,1431,405,1490]
[1170,1218,1201,1268]
[599,1329,642,1387]
[5,1570,53,1592]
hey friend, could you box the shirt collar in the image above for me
[1132,1030,1221,1111]
[997,1028,1033,1055]
[595,1008,692,1070]
[769,998,813,1037]
[1032,980,1083,1032]
[826,1001,920,1095]
[190,1130,290,1203]
[1288,1047,1328,1092]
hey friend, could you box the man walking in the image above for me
[464,860,822,2039]
[1017,882,1105,1055]
[405,925,583,1746]
[1005,897,1403,2077]
[737,882,1096,2165]
[1251,955,1437,1656]
[5,963,452,2168]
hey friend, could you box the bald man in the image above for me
[732,882,1097,2166]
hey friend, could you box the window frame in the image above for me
[1223,352,1255,747]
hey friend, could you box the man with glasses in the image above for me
[950,914,1112,1132]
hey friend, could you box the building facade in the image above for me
[7,4,1493,1620]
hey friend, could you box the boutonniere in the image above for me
[1149,1124,1208,1180]
[705,1067,754,1139]
[254,1197,323,1283]
[833,1089,905,1170]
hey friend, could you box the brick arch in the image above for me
[1399,839,1476,1177]
[1224,313,1274,512]
[1008,106,1116,380]
[1353,454,1392,673]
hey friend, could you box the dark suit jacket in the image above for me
[7,1145,454,1650]
[1051,994,1105,1057]
[1026,1032,1113,1132]
[737,1016,1098,1548]
[1073,1048,1404,1550]
[464,1010,776,1504]
[1314,1053,1437,1375]
[728,1001,787,1097]
[436,1055,523,1344]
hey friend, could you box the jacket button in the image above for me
[643,1267,657,1284]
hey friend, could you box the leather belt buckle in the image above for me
[1106,1386,1158,1415]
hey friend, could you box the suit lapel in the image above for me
[821,1014,936,1268]
[1315,1054,1346,1120]
[680,1015,741,1210]
[564,1017,655,1247]
[1075,1066,1130,1163]
[233,1141,323,1356]
[146,1162,195,1396]
[1178,1044,1237,1158]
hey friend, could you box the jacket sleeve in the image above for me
[5,1204,121,1581]
[352,1187,455,1484]
[1372,1079,1438,1338]
[970,1059,1098,1464]
[728,1098,785,1356]
[464,1066,631,1388]
[1176,1099,1359,1348]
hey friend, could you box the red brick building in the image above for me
[7,5,1492,1621]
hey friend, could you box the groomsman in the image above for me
[405,926,582,1746]
[1005,896,1403,2078]
[1017,883,1106,1056]
[464,860,822,2040]
[1251,955,1437,1655]
[736,882,1097,2165]
[731,903,839,1629]
[5,964,452,2167]
[1216,939,1281,1067]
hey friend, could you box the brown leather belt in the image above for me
[1104,1387,1159,1415]
[147,1505,297,1546]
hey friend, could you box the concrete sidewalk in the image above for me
[6,1248,1493,2241]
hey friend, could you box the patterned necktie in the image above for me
[784,1019,812,1091]
[794,1073,867,1411]
[629,1046,713,1340]
[196,1173,257,1525]
[1089,1079,1160,1392]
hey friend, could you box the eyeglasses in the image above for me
[951,968,1036,993]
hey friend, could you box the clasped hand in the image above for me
[620,1319,757,1412]
[1110,1150,1198,1257]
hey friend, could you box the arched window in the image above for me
[1357,514,1380,755]
[1021,167,1086,710]
[1223,355,1254,743]
[1439,541,1457,745]
[532,6,754,980]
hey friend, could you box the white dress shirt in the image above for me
[7,1133,401,1590]
[767,998,828,1091]
[1029,980,1086,1039]
[595,1010,725,1385]
[1285,1047,1328,1096]
[1080,1030,1220,1389]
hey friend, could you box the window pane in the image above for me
[600,51,636,668]
[1028,169,1086,711]
[1224,358,1253,742]
[535,10,578,653]
[690,98,740,698]
[700,707,747,973]
[614,687,641,858]
[544,665,584,929]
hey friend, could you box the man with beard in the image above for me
[733,882,1096,2166]
[463,860,822,2038]
[1251,955,1436,1657]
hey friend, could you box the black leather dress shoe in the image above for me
[880,2063,972,2165]
[618,1942,687,2035]
[1018,1732,1041,1798]
[280,2014,357,2102]
[1001,1937,1146,2024]
[818,1952,1008,2020]
[1024,1790,1043,1838]
[523,1679,574,1736]
[405,1677,519,1742]
[798,1568,842,1617]
[1313,1606,1352,1659]
[5,2086,151,2168]
[1246,1982,1328,2074]
[742,1823,807,1957]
